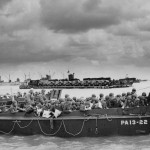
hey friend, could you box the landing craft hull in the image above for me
[19,84,132,89]
[0,107,150,137]
[0,116,149,137]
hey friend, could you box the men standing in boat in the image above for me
[9,95,18,113]
[99,94,107,109]
[131,88,137,95]
[24,88,35,107]
[38,89,48,104]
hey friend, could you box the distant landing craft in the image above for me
[19,73,136,89]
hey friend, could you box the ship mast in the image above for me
[24,73,27,81]
[28,72,30,79]
[9,74,11,82]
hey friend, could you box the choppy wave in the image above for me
[1,135,150,150]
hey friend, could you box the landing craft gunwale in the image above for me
[0,115,149,120]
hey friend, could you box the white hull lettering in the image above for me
[121,120,148,125]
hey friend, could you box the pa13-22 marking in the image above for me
[121,120,148,125]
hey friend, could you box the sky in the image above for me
[0,0,150,81]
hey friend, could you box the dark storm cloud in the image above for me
[0,0,11,9]
[0,48,73,64]
[0,0,150,71]
[0,39,73,64]
[115,48,150,67]
[40,0,121,33]
[0,34,107,65]
[137,19,150,32]
[0,0,41,34]
[40,0,149,33]
[66,37,107,62]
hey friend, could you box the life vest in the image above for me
[90,102,93,108]
[42,110,51,118]
[53,109,62,118]
[98,101,102,108]
[85,102,92,110]
[94,101,102,109]
[36,107,43,116]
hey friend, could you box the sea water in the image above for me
[0,135,150,150]
[1,81,150,98]
[0,81,150,150]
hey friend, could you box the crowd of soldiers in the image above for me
[1,88,150,118]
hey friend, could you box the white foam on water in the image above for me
[0,135,150,150]
[0,81,150,99]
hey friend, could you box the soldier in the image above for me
[142,92,148,106]
[99,94,107,109]
[9,95,18,113]
[109,93,115,108]
[126,92,131,96]
[63,98,73,113]
[99,93,104,101]
[36,103,43,117]
[91,94,96,103]
[39,89,48,104]
[139,96,146,106]
[120,93,127,108]
[84,101,91,110]
[131,88,136,95]
[147,93,150,106]
[72,97,77,102]
[72,101,77,111]
[24,89,35,108]
[99,93,106,109]
[64,94,70,100]
[91,97,102,109]
[105,95,111,108]
[134,96,140,107]
[125,95,134,108]
[115,95,122,108]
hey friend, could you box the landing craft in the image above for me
[19,72,134,89]
[0,89,150,137]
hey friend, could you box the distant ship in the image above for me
[19,73,134,89]
[119,77,141,84]
[0,81,21,86]
[0,74,21,86]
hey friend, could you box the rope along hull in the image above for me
[0,115,149,137]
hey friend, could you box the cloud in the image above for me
[117,51,150,67]
[0,0,41,34]
[137,17,150,32]
[0,27,72,64]
[40,0,122,33]
[0,0,150,80]
[0,42,72,64]
[0,0,11,9]
[40,0,150,33]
